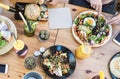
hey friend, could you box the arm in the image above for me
[108,14,120,25]
[86,0,102,13]
[47,0,69,5]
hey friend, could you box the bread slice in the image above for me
[1,30,12,41]
[24,4,41,20]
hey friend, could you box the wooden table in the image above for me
[0,0,120,79]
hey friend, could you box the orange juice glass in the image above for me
[75,43,92,59]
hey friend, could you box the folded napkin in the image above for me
[48,7,72,29]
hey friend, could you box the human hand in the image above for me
[89,0,102,14]
[108,14,120,25]
[46,0,59,5]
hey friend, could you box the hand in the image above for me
[108,14,120,25]
[89,0,102,14]
[46,0,59,5]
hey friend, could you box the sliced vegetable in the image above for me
[78,25,91,34]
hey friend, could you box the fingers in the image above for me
[90,0,102,14]
[47,0,58,5]
[107,14,120,25]
[108,20,117,25]
[91,3,96,9]
[108,18,120,25]
[97,3,102,14]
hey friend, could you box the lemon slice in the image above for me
[99,71,105,79]
[13,39,24,50]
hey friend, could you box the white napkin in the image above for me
[48,7,72,29]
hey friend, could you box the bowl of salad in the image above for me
[72,11,112,47]
[41,45,76,79]
[0,15,17,55]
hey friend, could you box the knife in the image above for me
[0,3,17,12]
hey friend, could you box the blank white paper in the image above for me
[48,7,72,29]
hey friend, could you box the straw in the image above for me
[19,12,27,25]
[18,12,32,31]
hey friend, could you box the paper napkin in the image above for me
[48,7,72,29]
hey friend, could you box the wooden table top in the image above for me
[0,0,120,79]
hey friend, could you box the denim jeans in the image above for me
[69,0,117,14]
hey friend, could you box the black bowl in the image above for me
[108,52,120,79]
[41,45,76,79]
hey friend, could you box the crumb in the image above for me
[101,53,104,55]
[72,8,77,11]
[8,75,10,77]
[18,75,22,77]
[85,70,92,74]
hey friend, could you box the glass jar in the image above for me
[13,39,28,57]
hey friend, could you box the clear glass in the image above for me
[24,23,36,37]
[39,30,50,41]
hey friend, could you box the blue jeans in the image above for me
[69,0,117,14]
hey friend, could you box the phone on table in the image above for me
[113,31,120,46]
[0,64,8,74]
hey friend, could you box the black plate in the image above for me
[41,45,76,79]
[15,2,48,21]
[108,52,120,79]
[15,2,29,20]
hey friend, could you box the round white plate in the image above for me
[0,15,17,55]
[72,11,112,47]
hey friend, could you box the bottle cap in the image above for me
[39,47,45,53]
[33,51,41,57]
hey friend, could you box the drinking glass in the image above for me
[24,21,37,37]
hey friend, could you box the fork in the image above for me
[11,32,17,41]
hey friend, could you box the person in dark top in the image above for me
[47,0,120,25]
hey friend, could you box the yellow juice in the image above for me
[13,39,24,50]
[75,44,92,59]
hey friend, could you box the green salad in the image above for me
[0,33,6,48]
[0,21,12,48]
[74,11,110,46]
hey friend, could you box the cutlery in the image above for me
[0,3,17,12]
[11,32,17,41]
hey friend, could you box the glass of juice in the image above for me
[13,39,28,57]
[75,43,92,59]
[24,21,38,37]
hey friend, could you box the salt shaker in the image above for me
[39,47,45,54]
